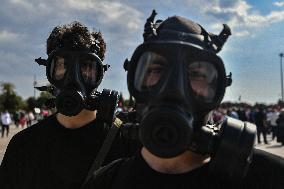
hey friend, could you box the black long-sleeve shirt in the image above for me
[0,114,140,189]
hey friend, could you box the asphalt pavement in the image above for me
[0,124,22,163]
[254,134,284,158]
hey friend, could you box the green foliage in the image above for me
[24,92,54,111]
[0,82,55,112]
[36,92,53,108]
[0,82,26,112]
[123,99,130,107]
[26,97,37,111]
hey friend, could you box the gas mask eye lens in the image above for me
[187,61,218,102]
[134,51,168,91]
[145,63,163,87]
[51,56,66,80]
[80,58,98,85]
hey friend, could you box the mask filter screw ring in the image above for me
[55,90,84,116]
[139,106,193,158]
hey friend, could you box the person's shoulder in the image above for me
[2,114,57,165]
[252,148,284,166]
[243,149,284,188]
[9,114,57,147]
[250,148,284,175]
[83,158,127,189]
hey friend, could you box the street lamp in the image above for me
[33,74,37,99]
[280,53,284,101]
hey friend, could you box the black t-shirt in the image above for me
[0,114,140,189]
[84,148,284,189]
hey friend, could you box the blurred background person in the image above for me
[270,108,279,141]
[1,110,12,137]
[254,107,268,144]
[276,109,284,145]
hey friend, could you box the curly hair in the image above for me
[46,21,106,61]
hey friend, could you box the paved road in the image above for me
[1,125,284,164]
[0,124,22,163]
[254,135,284,157]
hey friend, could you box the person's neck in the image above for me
[56,109,97,129]
[141,147,210,174]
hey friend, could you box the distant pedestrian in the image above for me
[19,112,26,128]
[227,107,239,119]
[1,110,12,137]
[270,108,279,141]
[212,108,224,122]
[27,111,35,127]
[276,109,284,145]
[41,108,49,119]
[13,111,20,128]
[237,107,247,121]
[254,107,268,144]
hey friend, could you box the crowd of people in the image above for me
[0,108,52,138]
[212,104,284,145]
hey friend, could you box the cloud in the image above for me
[274,1,284,7]
[63,0,142,28]
[50,0,143,33]
[0,51,35,76]
[185,0,284,37]
[234,30,250,37]
[0,0,143,34]
[0,30,20,43]
[60,0,144,49]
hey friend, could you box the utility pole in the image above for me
[280,53,284,101]
[33,74,37,99]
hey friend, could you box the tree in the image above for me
[36,91,53,108]
[26,97,37,111]
[0,82,25,112]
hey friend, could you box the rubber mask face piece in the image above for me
[128,45,226,158]
[46,49,104,116]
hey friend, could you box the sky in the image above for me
[1,0,284,104]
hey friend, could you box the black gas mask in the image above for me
[122,10,256,180]
[47,47,105,116]
[35,46,118,122]
[128,43,228,157]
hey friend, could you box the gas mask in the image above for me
[35,46,118,123]
[128,43,228,157]
[122,10,256,180]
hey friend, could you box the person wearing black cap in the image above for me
[82,10,284,189]
[0,21,140,189]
